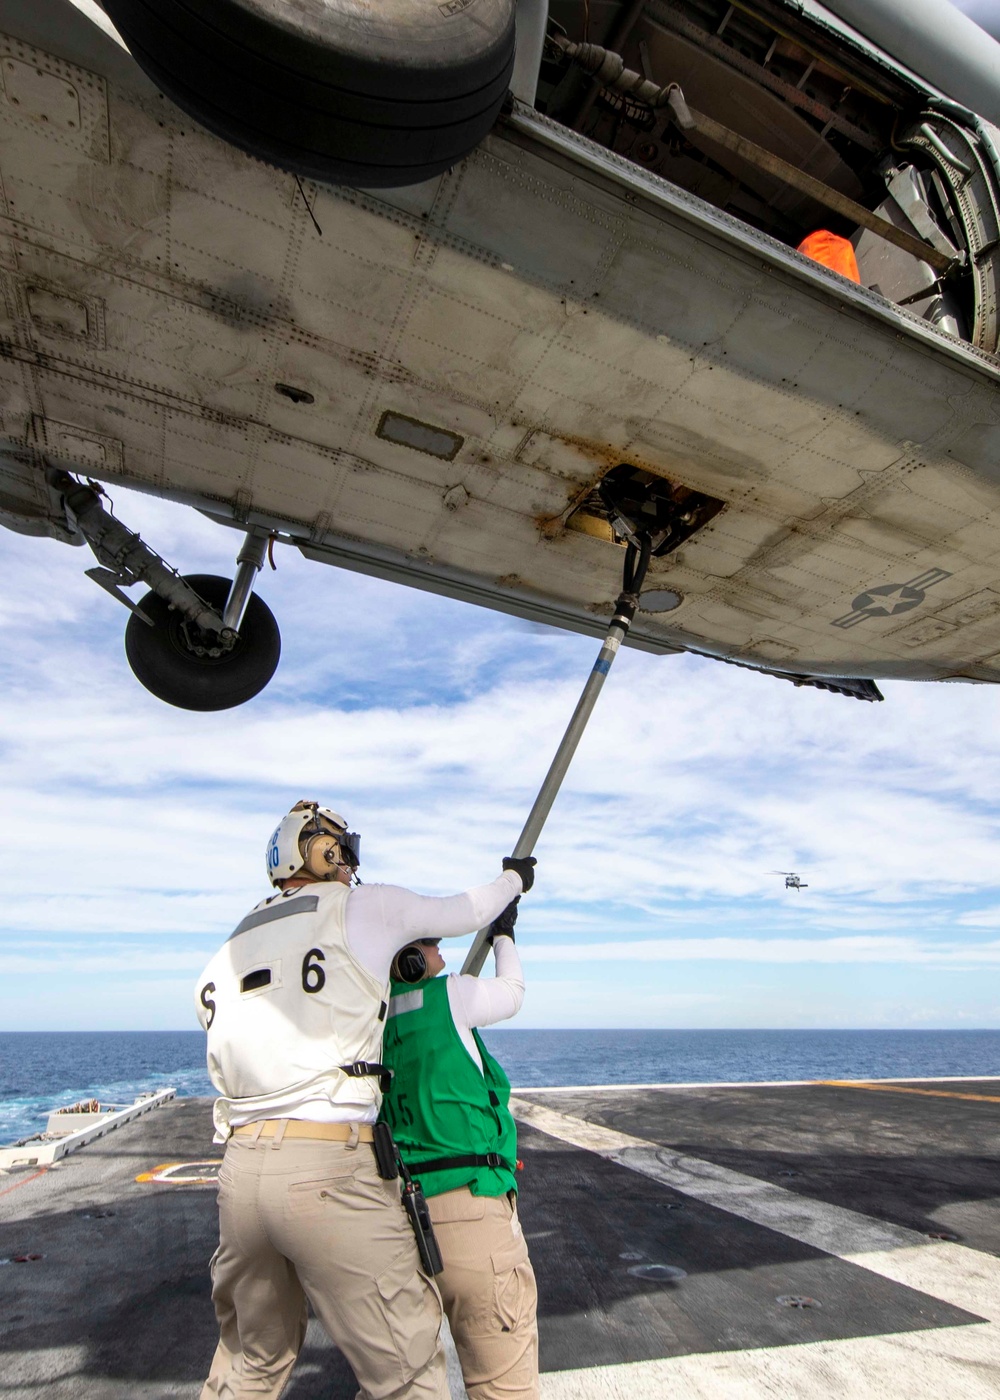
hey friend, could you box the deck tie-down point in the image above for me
[627,1263,688,1282]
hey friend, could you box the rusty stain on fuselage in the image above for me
[530,430,712,541]
[531,432,646,539]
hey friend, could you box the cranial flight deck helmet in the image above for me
[391,940,440,985]
[266,800,361,886]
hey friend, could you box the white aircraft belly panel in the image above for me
[0,30,109,163]
[159,413,253,499]
[831,517,954,563]
[160,203,290,306]
[295,203,426,351]
[443,150,626,292]
[601,214,768,340]
[8,14,1000,679]
[667,374,836,474]
[764,445,868,500]
[264,349,384,450]
[399,292,545,396]
[165,124,291,226]
[799,420,912,476]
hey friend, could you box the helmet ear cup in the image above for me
[302,833,342,880]
[391,945,427,985]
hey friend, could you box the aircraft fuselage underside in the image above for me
[4,1,1000,691]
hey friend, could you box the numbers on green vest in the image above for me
[301,948,326,993]
[394,1092,414,1128]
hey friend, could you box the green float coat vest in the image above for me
[379,976,518,1199]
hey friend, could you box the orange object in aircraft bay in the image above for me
[796,230,862,282]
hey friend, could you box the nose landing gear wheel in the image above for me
[124,574,280,711]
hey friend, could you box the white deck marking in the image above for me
[510,1097,1000,1400]
[533,1327,1000,1400]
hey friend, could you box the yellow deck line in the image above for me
[819,1081,1000,1103]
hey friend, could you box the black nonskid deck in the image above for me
[2,1079,999,1397]
[521,1078,1000,1256]
[516,1121,980,1373]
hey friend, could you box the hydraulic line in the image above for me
[550,36,962,275]
[570,0,647,130]
[462,535,652,976]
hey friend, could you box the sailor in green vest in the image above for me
[380,863,539,1400]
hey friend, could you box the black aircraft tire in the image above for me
[124,574,281,712]
[102,0,517,187]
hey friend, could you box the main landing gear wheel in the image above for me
[101,0,517,187]
[124,574,280,712]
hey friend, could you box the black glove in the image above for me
[502,856,536,893]
[487,897,519,945]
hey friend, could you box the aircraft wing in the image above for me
[4,0,1000,706]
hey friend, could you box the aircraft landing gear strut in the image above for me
[51,471,280,710]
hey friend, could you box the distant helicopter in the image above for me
[775,872,809,891]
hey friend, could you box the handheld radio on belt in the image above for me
[372,1121,444,1275]
[398,1159,444,1276]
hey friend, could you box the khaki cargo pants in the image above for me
[200,1133,447,1400]
[428,1188,539,1400]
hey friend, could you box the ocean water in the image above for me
[2,1028,1000,1146]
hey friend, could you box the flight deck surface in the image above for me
[2,1078,999,1397]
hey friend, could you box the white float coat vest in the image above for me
[194,883,387,1138]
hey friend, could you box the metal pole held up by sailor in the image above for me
[462,538,650,976]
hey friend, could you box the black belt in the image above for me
[407,1151,513,1175]
[341,1061,394,1094]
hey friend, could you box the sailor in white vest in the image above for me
[195,799,535,1400]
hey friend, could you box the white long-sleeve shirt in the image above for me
[196,870,522,1129]
[446,935,525,1071]
[344,874,521,981]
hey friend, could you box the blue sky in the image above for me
[5,480,1000,1033]
[6,0,1000,1032]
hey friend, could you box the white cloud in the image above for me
[521,935,1000,966]
[957,906,1000,929]
[6,485,1000,1028]
[0,946,213,975]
